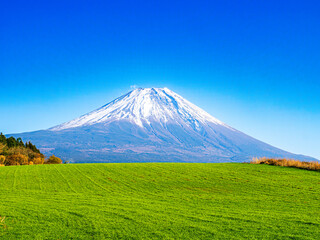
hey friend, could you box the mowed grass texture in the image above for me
[0,163,319,239]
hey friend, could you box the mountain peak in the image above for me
[13,87,318,163]
[50,87,229,131]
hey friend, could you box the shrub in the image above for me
[0,155,5,166]
[45,155,62,164]
[250,157,320,171]
[5,153,29,166]
[33,157,44,165]
[0,155,5,165]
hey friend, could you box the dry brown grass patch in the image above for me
[0,216,7,230]
[250,157,320,171]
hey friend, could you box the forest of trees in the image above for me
[0,133,62,166]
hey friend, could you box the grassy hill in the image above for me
[0,163,319,239]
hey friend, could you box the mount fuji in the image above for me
[11,88,317,163]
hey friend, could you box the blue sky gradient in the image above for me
[1,0,319,159]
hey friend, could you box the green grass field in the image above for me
[0,163,319,239]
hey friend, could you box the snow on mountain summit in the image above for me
[51,87,231,131]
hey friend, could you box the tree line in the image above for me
[0,133,62,166]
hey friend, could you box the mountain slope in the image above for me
[10,88,317,162]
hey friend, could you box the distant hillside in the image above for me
[1,163,319,239]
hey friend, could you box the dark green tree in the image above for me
[6,137,17,148]
[25,141,40,153]
[0,133,6,144]
[17,138,24,147]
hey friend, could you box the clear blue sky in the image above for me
[1,0,319,159]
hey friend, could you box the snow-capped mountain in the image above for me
[11,88,317,163]
[51,87,231,131]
